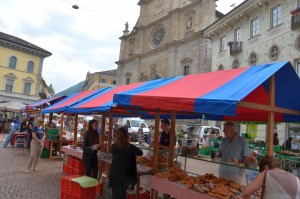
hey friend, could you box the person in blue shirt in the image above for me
[25,117,45,174]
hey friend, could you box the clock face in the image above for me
[152,26,165,47]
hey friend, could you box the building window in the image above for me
[9,56,17,69]
[249,52,257,66]
[271,5,281,28]
[5,79,14,92]
[232,59,239,69]
[218,64,224,71]
[183,66,190,75]
[129,38,135,54]
[24,82,31,95]
[250,17,259,38]
[126,78,130,85]
[112,80,116,85]
[234,28,241,42]
[220,36,226,52]
[268,45,280,60]
[101,79,106,83]
[27,61,34,73]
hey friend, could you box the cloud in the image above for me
[0,0,242,94]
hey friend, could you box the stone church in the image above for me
[116,0,223,85]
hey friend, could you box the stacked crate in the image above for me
[63,156,84,175]
[60,175,98,199]
[46,128,59,140]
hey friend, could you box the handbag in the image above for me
[261,171,267,199]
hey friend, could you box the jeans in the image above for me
[111,180,130,199]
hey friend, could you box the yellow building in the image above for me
[82,69,117,91]
[0,31,52,105]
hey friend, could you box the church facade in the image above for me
[116,0,223,85]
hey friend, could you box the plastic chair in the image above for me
[12,135,27,155]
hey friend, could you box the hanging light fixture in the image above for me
[72,4,79,9]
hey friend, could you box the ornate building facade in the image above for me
[0,31,52,104]
[82,69,117,91]
[202,0,300,142]
[116,0,223,85]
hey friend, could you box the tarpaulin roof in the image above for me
[64,82,149,114]
[113,62,300,122]
[40,89,105,114]
[0,101,26,113]
[21,96,67,113]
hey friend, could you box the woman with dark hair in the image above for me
[243,155,300,199]
[82,119,99,179]
[273,132,279,145]
[108,127,143,199]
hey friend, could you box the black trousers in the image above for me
[83,154,98,179]
[111,180,130,199]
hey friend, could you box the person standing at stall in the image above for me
[26,117,34,149]
[25,117,45,173]
[82,119,99,179]
[273,132,279,145]
[217,121,250,183]
[20,118,28,133]
[151,119,176,151]
[108,127,143,199]
[243,155,300,199]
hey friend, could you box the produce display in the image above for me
[155,166,261,199]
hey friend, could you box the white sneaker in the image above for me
[25,169,30,174]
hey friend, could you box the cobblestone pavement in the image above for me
[0,134,64,199]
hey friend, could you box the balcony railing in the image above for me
[291,14,300,30]
[229,42,242,56]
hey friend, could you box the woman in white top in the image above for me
[243,155,300,199]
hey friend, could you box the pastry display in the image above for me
[154,167,261,199]
[136,154,168,168]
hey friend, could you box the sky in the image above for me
[0,0,245,93]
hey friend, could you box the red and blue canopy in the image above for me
[40,89,106,114]
[64,81,159,114]
[113,62,300,122]
[21,96,66,113]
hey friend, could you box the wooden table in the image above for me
[61,145,83,159]
[44,139,73,160]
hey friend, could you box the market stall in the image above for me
[113,61,300,198]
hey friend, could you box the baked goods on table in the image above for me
[154,166,260,199]
[136,154,168,168]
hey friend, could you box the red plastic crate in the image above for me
[67,156,74,167]
[69,166,74,175]
[63,164,68,174]
[69,180,96,199]
[64,192,75,199]
[73,158,83,170]
[73,169,84,176]
[61,175,81,192]
[96,183,104,196]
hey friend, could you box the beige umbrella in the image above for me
[0,101,26,113]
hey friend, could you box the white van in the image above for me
[196,126,221,148]
[183,125,220,148]
[120,118,150,141]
